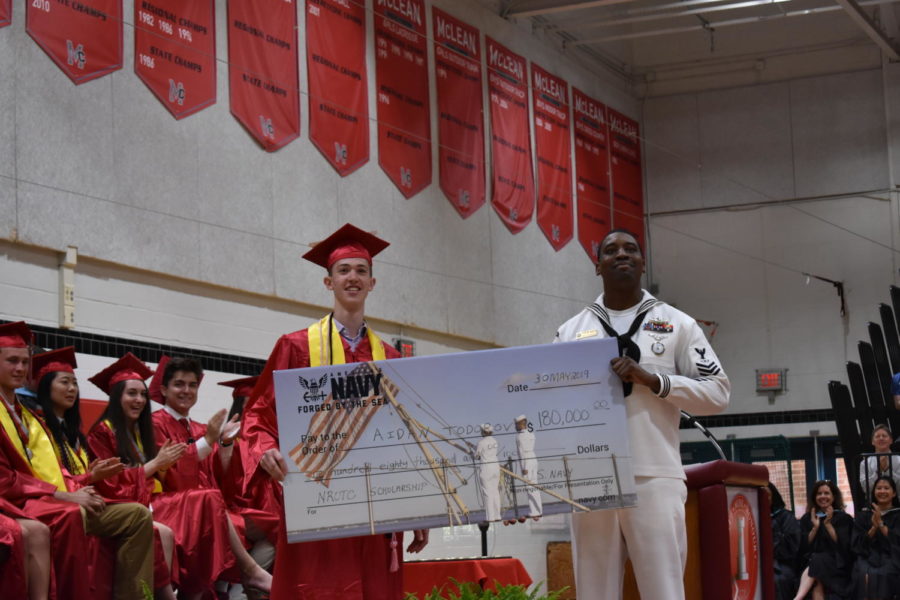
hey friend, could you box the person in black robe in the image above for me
[769,483,802,600]
[794,480,855,600]
[851,475,900,600]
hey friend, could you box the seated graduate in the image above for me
[769,483,802,600]
[88,353,271,599]
[0,322,155,600]
[217,375,279,570]
[30,349,179,599]
[851,476,900,600]
[0,496,50,600]
[795,480,855,600]
[859,425,900,500]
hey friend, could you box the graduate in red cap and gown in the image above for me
[0,322,155,600]
[241,224,430,600]
[87,353,271,599]
[218,376,281,552]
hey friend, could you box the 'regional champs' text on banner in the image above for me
[134,0,217,120]
[27,0,122,84]
[227,0,300,152]
[306,0,368,175]
[531,63,573,251]
[432,7,485,219]
[1,0,10,28]
[375,0,431,198]
[608,109,645,248]
[486,37,534,234]
[572,88,612,263]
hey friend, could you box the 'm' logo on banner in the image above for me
[551,224,560,242]
[334,142,348,165]
[400,167,412,188]
[168,80,185,106]
[259,116,275,140]
[458,189,470,208]
[66,41,86,70]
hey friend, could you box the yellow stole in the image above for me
[0,402,68,491]
[307,314,386,367]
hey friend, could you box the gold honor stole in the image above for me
[307,314,386,367]
[0,404,67,491]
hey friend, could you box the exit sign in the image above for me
[756,369,786,393]
[393,338,415,358]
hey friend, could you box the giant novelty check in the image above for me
[274,337,635,543]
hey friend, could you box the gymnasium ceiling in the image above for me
[475,0,900,96]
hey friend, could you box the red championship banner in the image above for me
[134,0,216,120]
[433,7,484,218]
[486,37,533,233]
[1,0,11,28]
[608,108,644,248]
[227,0,300,152]
[307,0,368,175]
[531,63,572,251]
[375,0,431,198]
[26,0,122,84]
[573,88,612,262]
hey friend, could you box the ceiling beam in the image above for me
[568,0,900,43]
[504,0,632,19]
[833,0,900,60]
[553,0,793,31]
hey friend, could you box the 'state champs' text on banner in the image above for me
[307,0,368,175]
[486,37,533,233]
[572,87,612,262]
[27,0,122,84]
[608,108,644,248]
[532,63,573,251]
[432,7,485,219]
[227,0,300,152]
[375,0,432,198]
[134,0,217,120]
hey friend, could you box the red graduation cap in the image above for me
[148,355,205,405]
[31,346,77,386]
[218,375,259,399]
[0,321,33,349]
[302,223,390,270]
[88,353,154,396]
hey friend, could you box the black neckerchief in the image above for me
[585,298,658,396]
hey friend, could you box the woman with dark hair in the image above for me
[851,476,900,600]
[794,480,855,600]
[769,483,802,600]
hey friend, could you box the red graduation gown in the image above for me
[0,413,115,600]
[0,498,28,600]
[242,328,404,600]
[90,418,234,595]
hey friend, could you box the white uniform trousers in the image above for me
[571,476,687,600]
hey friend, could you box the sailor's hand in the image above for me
[406,529,429,553]
[260,448,288,482]
[610,357,660,394]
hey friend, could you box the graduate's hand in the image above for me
[156,440,187,469]
[260,448,288,482]
[220,414,241,445]
[88,457,126,483]
[810,510,820,528]
[872,503,884,528]
[406,529,429,553]
[609,357,660,394]
[57,487,106,516]
[204,409,228,446]
[824,505,834,524]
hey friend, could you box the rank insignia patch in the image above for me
[643,319,674,333]
[575,329,599,339]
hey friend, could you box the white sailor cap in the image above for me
[515,414,527,422]
[480,423,493,434]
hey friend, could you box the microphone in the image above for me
[681,411,727,461]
